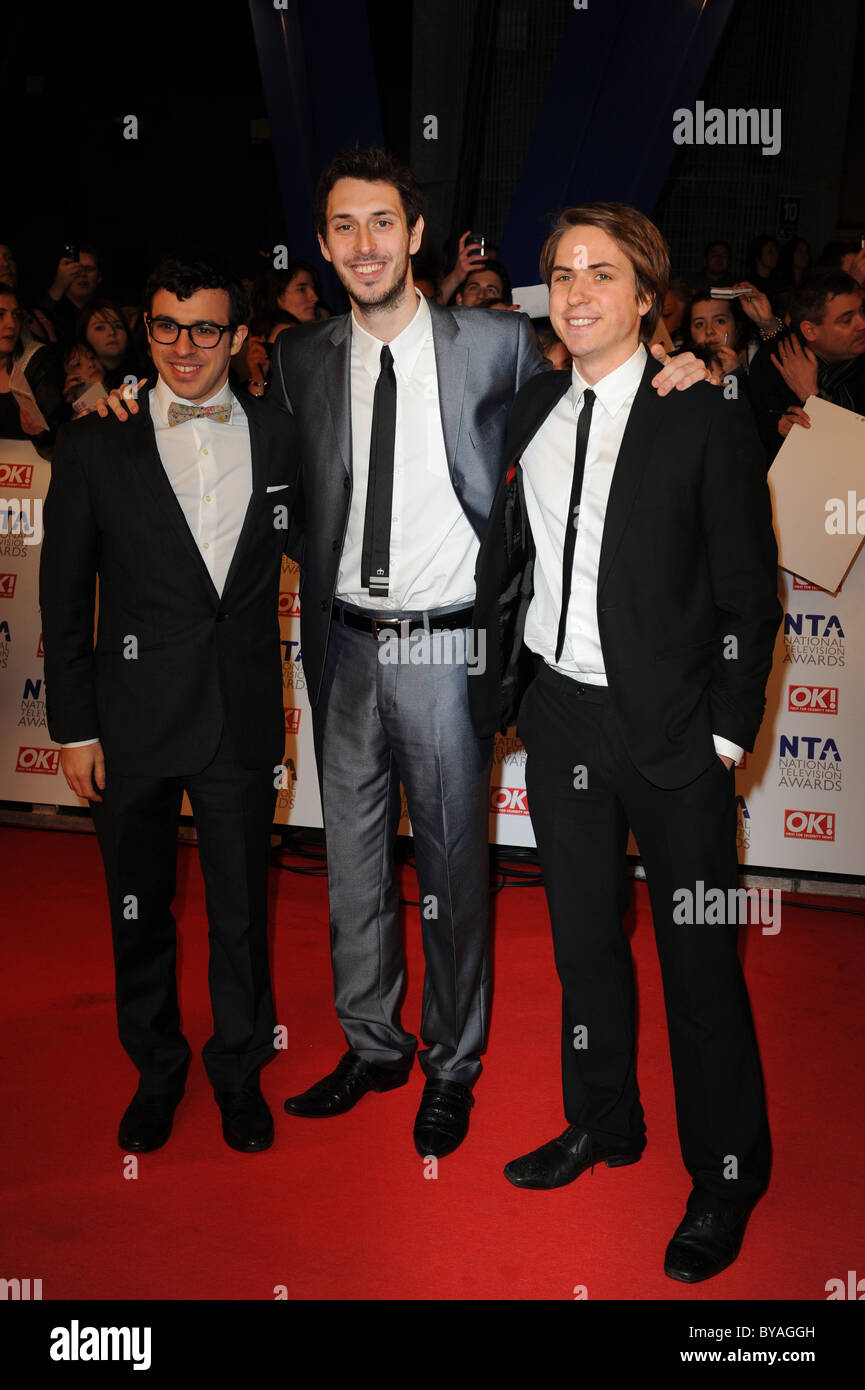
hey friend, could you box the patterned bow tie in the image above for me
[167,401,233,427]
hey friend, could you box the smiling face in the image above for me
[147,287,247,403]
[278,270,318,322]
[548,224,652,383]
[318,177,423,316]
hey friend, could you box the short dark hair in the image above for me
[788,269,861,331]
[540,202,669,341]
[703,240,731,260]
[143,253,249,326]
[461,257,513,304]
[314,145,425,240]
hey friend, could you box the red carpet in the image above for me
[1,824,862,1301]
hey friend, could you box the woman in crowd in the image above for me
[252,260,322,326]
[0,282,68,442]
[745,234,782,304]
[63,341,106,409]
[76,300,142,391]
[661,278,692,351]
[776,237,811,295]
[686,289,753,386]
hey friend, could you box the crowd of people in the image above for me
[1,223,864,462]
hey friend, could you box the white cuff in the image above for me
[61,738,100,748]
[713,734,744,766]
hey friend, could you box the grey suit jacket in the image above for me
[270,298,547,705]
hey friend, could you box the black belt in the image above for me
[332,602,474,638]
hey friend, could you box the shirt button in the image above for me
[203,541,210,550]
[202,448,209,456]
[205,494,212,502]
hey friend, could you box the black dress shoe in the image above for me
[118,1089,183,1153]
[283,1050,412,1118]
[504,1125,643,1190]
[664,1201,752,1283]
[216,1088,274,1152]
[413,1078,474,1158]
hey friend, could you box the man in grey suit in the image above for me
[273,147,705,1157]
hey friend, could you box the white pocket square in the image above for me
[266,484,291,492]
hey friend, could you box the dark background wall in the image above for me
[4,0,862,307]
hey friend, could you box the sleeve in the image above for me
[700,394,782,751]
[38,424,101,744]
[514,312,551,391]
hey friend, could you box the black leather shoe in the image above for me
[413,1078,474,1158]
[504,1125,643,1190]
[216,1088,274,1152]
[283,1050,412,1118]
[664,1201,752,1283]
[118,1089,183,1153]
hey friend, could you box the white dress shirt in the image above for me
[521,343,742,764]
[337,291,477,612]
[63,374,252,747]
[150,374,252,599]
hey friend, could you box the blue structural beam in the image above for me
[498,0,736,285]
[248,0,384,305]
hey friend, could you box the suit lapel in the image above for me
[221,392,268,598]
[509,370,572,467]
[428,301,468,471]
[597,357,664,593]
[125,389,221,602]
[323,313,352,476]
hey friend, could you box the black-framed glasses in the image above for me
[145,315,235,348]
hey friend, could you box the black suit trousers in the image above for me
[90,727,278,1095]
[519,662,771,1207]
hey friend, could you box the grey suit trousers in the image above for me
[312,615,493,1086]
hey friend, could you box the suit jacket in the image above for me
[269,300,546,705]
[469,355,783,790]
[39,382,299,776]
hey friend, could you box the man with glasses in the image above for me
[39,254,299,1155]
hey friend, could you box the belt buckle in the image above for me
[370,616,404,639]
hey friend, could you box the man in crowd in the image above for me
[40,243,104,345]
[745,269,865,459]
[470,202,781,1280]
[690,239,732,290]
[456,257,513,307]
[40,254,299,1155]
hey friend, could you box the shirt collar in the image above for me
[152,374,235,426]
[571,343,646,417]
[351,290,430,382]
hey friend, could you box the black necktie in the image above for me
[555,388,596,663]
[361,344,397,597]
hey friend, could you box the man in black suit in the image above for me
[267,149,706,1160]
[39,254,299,1154]
[470,203,781,1280]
